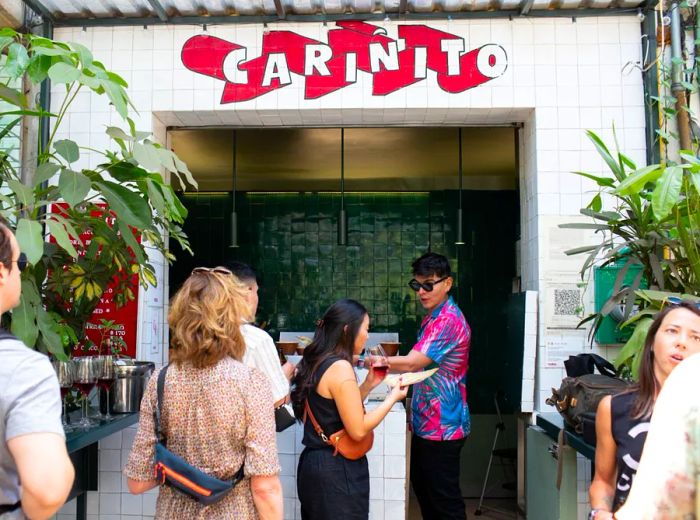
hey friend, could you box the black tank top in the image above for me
[302,355,347,450]
[610,390,650,511]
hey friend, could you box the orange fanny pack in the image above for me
[153,365,244,505]
[303,400,373,460]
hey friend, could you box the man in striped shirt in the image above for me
[388,252,471,520]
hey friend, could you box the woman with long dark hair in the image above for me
[292,299,408,519]
[588,300,700,519]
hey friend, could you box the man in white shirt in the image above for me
[227,262,294,407]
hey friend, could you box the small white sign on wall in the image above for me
[543,332,588,368]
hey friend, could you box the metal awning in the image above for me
[22,0,645,27]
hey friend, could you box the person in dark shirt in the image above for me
[588,301,700,519]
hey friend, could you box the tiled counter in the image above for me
[279,400,409,520]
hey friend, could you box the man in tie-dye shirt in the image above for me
[388,252,471,520]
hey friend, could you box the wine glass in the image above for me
[72,356,97,428]
[95,355,115,421]
[52,360,75,433]
[366,345,389,380]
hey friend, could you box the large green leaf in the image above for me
[33,163,60,187]
[587,130,624,181]
[46,219,79,259]
[16,218,44,265]
[26,54,51,84]
[133,142,161,172]
[96,181,151,229]
[5,42,29,78]
[116,220,146,264]
[690,171,700,196]
[11,281,39,348]
[107,161,148,182]
[145,178,166,218]
[36,306,64,358]
[613,164,662,196]
[652,166,683,221]
[70,41,93,67]
[59,168,91,207]
[0,85,27,108]
[7,179,35,207]
[54,139,80,163]
[101,79,128,118]
[47,62,81,83]
[614,317,652,373]
[572,171,615,188]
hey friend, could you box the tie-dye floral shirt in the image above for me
[411,296,471,441]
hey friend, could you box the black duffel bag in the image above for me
[546,354,630,437]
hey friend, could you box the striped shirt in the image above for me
[241,324,289,404]
[411,296,471,441]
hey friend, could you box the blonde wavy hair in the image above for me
[169,267,250,368]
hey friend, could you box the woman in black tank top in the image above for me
[291,299,409,519]
[588,302,700,519]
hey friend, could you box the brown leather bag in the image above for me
[303,400,374,460]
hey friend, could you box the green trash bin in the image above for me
[594,261,648,344]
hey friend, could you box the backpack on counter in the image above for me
[546,354,630,435]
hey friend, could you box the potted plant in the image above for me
[0,29,196,359]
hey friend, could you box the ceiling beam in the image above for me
[273,0,286,19]
[53,7,638,27]
[146,0,168,21]
[22,0,54,21]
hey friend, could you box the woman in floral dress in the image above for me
[125,267,282,519]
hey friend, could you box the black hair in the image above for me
[0,215,13,271]
[225,260,258,284]
[291,298,368,420]
[412,252,452,278]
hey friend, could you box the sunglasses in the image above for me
[13,252,27,273]
[191,266,233,276]
[408,276,449,292]
[665,296,700,308]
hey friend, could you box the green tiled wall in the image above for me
[171,190,519,412]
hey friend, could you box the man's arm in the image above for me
[387,349,433,373]
[8,433,74,520]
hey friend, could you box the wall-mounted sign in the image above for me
[50,203,140,358]
[182,21,507,102]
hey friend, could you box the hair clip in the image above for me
[316,319,324,327]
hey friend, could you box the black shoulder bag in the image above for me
[546,353,630,442]
[153,365,245,505]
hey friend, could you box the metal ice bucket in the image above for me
[109,361,155,413]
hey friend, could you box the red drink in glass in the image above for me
[372,363,389,379]
[74,380,94,396]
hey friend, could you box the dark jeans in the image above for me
[411,434,467,520]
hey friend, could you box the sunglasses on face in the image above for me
[666,296,700,308]
[14,252,27,273]
[191,266,233,276]
[408,276,449,292]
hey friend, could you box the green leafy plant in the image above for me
[563,130,700,378]
[0,29,196,359]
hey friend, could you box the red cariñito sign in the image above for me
[181,21,507,103]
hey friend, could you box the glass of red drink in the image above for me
[367,345,389,380]
[95,355,115,421]
[52,360,75,432]
[72,356,97,428]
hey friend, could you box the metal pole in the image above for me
[230,130,239,248]
[642,9,661,164]
[670,1,692,152]
[455,128,465,245]
[338,128,347,246]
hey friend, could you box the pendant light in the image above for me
[455,128,465,245]
[338,128,348,246]
[230,130,239,248]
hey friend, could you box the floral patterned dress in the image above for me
[616,353,700,520]
[124,357,280,519]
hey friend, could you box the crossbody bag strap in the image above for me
[154,365,169,445]
[304,400,330,443]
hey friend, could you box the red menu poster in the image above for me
[50,203,139,358]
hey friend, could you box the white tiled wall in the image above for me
[52,16,646,517]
